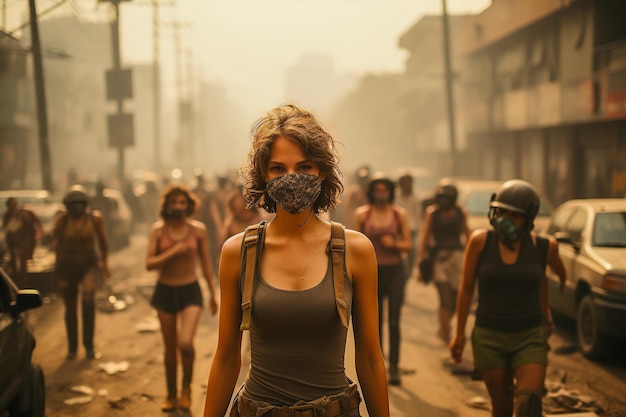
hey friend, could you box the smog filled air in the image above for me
[2,0,489,192]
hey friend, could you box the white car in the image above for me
[545,199,626,358]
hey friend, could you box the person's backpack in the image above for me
[239,221,350,331]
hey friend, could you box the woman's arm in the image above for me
[347,230,390,417]
[195,221,218,315]
[92,212,109,279]
[391,206,412,252]
[416,207,434,263]
[203,234,245,417]
[145,223,185,271]
[450,229,485,363]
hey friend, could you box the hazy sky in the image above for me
[119,0,490,118]
[4,0,490,119]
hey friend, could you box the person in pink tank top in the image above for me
[355,176,412,386]
[146,184,218,412]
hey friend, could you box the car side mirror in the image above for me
[10,289,43,315]
[555,231,581,253]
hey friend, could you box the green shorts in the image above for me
[471,325,548,370]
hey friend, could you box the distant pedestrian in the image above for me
[415,180,470,344]
[2,197,42,286]
[342,165,370,229]
[146,184,218,412]
[52,186,109,360]
[450,179,567,417]
[220,187,265,244]
[355,175,412,385]
[395,173,421,279]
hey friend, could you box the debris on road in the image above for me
[64,396,93,405]
[98,360,130,375]
[466,396,490,411]
[70,385,95,396]
[135,315,160,332]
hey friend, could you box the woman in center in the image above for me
[203,104,390,417]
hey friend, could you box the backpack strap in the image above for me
[240,221,267,331]
[330,221,349,329]
[239,221,349,331]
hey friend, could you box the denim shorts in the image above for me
[150,281,203,314]
[472,325,548,370]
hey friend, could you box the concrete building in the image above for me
[460,0,626,203]
[0,31,34,189]
[398,14,472,179]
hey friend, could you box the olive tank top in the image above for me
[241,234,353,406]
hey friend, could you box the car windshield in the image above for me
[593,212,626,247]
[466,191,494,216]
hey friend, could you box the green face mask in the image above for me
[494,216,520,246]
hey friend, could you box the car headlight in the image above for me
[602,274,626,294]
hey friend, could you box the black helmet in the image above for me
[489,179,539,231]
[435,180,458,203]
[367,174,395,204]
[63,185,89,205]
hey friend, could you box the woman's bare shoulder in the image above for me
[345,228,374,253]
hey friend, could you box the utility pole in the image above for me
[101,0,134,186]
[442,0,458,175]
[29,0,53,192]
[152,0,161,174]
[169,21,192,169]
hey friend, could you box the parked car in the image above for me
[448,178,554,233]
[545,199,626,358]
[0,267,45,417]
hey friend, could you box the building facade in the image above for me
[461,0,626,204]
[0,31,34,189]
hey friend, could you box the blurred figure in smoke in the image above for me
[146,184,218,412]
[192,170,223,275]
[355,175,411,386]
[343,165,370,229]
[53,186,109,360]
[221,187,265,244]
[416,180,470,344]
[2,197,42,286]
[395,173,420,279]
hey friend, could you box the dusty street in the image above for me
[25,232,626,417]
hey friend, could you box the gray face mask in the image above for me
[266,173,322,215]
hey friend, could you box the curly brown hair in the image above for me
[240,104,343,214]
[159,183,200,220]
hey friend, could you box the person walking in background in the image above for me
[145,184,218,412]
[416,180,470,344]
[355,175,412,386]
[341,165,370,229]
[52,186,109,360]
[2,197,42,287]
[191,171,224,275]
[203,104,390,417]
[220,187,265,243]
[395,173,421,279]
[450,179,566,417]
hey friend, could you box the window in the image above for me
[566,208,588,244]
[593,212,626,247]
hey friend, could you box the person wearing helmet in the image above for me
[450,179,566,417]
[355,175,412,386]
[415,179,470,344]
[52,185,109,360]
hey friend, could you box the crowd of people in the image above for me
[0,103,567,417]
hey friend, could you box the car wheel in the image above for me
[11,363,45,417]
[576,294,610,359]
